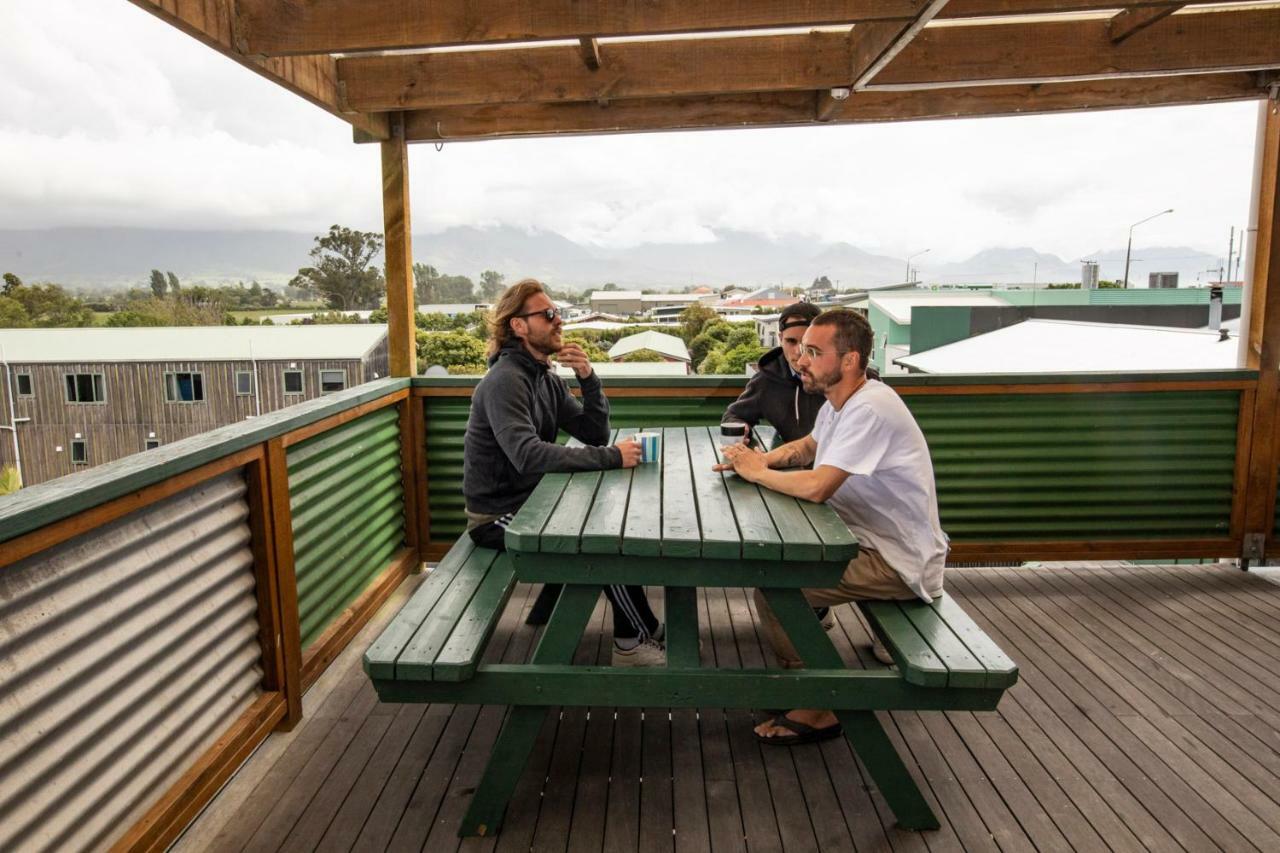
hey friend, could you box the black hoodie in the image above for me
[722,347,880,444]
[463,338,622,516]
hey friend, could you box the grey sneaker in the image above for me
[612,637,667,667]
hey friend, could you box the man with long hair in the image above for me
[463,278,666,666]
[717,309,947,744]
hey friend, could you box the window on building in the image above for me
[320,370,346,393]
[164,372,205,403]
[16,373,33,397]
[64,373,106,403]
[283,370,304,395]
[145,439,161,450]
[235,371,254,396]
[71,439,88,465]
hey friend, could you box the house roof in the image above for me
[895,319,1240,374]
[607,330,692,362]
[590,290,643,301]
[869,293,1010,325]
[0,325,388,363]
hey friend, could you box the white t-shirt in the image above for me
[811,380,947,601]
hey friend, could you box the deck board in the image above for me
[177,563,1280,852]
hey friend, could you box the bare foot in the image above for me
[753,708,839,739]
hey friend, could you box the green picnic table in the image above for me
[365,426,1017,837]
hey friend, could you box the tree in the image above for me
[415,311,455,331]
[479,270,506,300]
[413,263,440,303]
[105,296,223,327]
[719,342,767,375]
[0,296,31,327]
[435,274,476,303]
[9,283,94,327]
[2,272,21,295]
[563,333,609,361]
[416,330,488,374]
[149,269,168,298]
[620,350,665,363]
[678,303,719,343]
[166,271,181,295]
[290,225,385,310]
[811,275,833,290]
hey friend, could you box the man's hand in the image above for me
[615,439,642,468]
[556,343,594,379]
[714,442,768,481]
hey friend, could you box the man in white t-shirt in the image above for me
[716,309,947,746]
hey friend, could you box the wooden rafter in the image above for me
[1109,5,1185,44]
[234,0,1231,56]
[578,38,602,71]
[338,9,1280,111]
[391,73,1270,143]
[851,0,951,90]
[126,0,387,139]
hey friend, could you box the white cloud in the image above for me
[0,0,1263,263]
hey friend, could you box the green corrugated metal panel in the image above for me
[288,406,405,647]
[904,391,1239,540]
[425,383,1241,546]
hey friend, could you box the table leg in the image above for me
[664,586,700,668]
[759,588,940,831]
[459,583,600,837]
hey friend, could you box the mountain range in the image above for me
[0,226,1230,292]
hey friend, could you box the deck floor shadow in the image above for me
[175,562,1280,853]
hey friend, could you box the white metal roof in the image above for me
[895,320,1240,374]
[869,293,1010,325]
[563,320,637,331]
[555,361,688,378]
[0,325,388,363]
[590,290,643,301]
[607,330,692,362]
[640,293,706,303]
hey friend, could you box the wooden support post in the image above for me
[382,112,416,378]
[1243,97,1280,560]
[245,454,286,695]
[265,437,304,727]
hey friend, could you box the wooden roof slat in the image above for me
[395,72,1271,142]
[339,8,1280,111]
[1108,5,1185,44]
[127,0,388,139]
[234,0,1240,55]
[872,7,1280,89]
[851,0,952,89]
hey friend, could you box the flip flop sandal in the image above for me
[755,712,844,746]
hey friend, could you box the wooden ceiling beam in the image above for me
[125,0,387,139]
[872,7,1280,89]
[393,73,1270,142]
[851,0,951,90]
[1108,5,1184,45]
[339,9,1280,111]
[236,0,1234,56]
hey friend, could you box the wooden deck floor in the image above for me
[176,563,1280,853]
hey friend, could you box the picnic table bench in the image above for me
[365,426,1018,836]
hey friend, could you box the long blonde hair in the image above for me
[486,278,547,358]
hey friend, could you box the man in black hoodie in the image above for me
[723,301,826,444]
[463,278,666,666]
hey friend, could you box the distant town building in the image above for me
[719,286,796,310]
[607,331,691,371]
[1149,272,1179,289]
[589,290,644,314]
[1082,261,1100,289]
[0,326,388,487]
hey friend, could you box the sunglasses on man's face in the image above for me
[516,307,561,323]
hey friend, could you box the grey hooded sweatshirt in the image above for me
[463,338,621,516]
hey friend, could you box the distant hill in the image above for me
[0,226,1227,292]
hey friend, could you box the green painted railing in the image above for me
[287,406,406,647]
[416,372,1251,549]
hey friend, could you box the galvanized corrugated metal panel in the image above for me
[424,394,733,540]
[426,387,1240,545]
[288,406,405,647]
[905,391,1240,540]
[0,471,262,853]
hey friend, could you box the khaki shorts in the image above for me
[753,548,931,669]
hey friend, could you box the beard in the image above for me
[524,325,563,357]
[800,363,844,394]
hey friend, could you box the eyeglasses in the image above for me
[515,307,561,322]
[802,346,849,360]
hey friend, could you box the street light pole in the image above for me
[1121,207,1173,288]
[905,248,931,284]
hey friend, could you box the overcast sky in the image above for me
[0,0,1264,264]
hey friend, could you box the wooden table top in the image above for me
[504,427,858,566]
